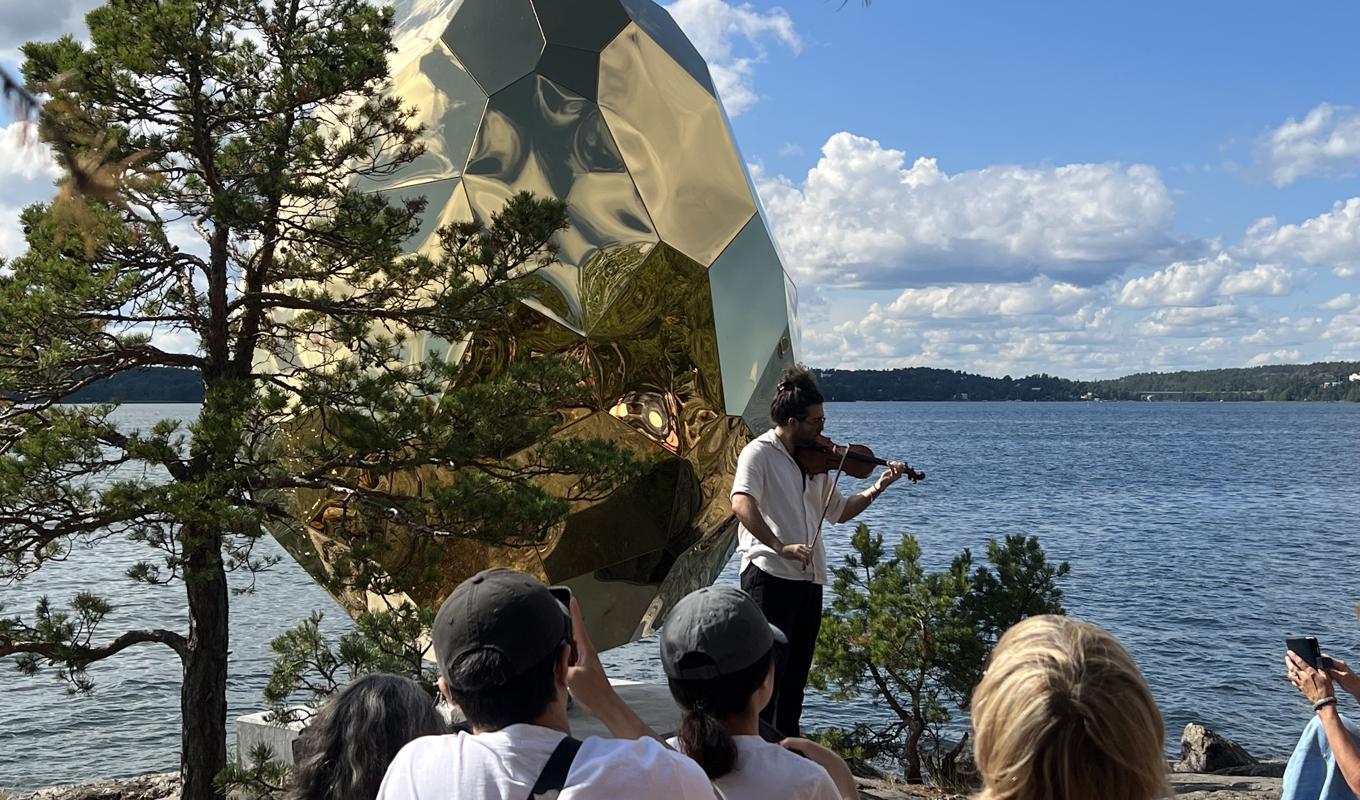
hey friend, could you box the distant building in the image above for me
[1350,373,1360,382]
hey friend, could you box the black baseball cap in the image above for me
[432,568,569,690]
[660,586,786,681]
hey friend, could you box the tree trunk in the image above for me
[180,529,229,800]
[904,722,925,784]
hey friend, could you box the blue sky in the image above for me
[3,0,1359,378]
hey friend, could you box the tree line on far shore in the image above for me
[68,362,1360,405]
[818,362,1360,402]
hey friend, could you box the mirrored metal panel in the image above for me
[531,0,631,52]
[375,177,464,255]
[616,0,715,95]
[463,73,657,330]
[390,0,468,73]
[783,269,802,362]
[442,0,545,96]
[708,214,795,421]
[535,44,602,101]
[599,24,756,267]
[738,331,792,433]
[356,41,485,192]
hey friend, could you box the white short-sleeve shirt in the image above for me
[732,429,847,585]
[377,724,716,800]
[667,734,840,800]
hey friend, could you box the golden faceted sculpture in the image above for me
[271,0,799,649]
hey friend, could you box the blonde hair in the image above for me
[971,615,1170,800]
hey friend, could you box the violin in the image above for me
[795,435,925,482]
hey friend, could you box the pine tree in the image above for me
[812,525,1068,783]
[0,2,630,798]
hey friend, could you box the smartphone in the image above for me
[548,585,578,666]
[548,585,572,610]
[1286,635,1334,670]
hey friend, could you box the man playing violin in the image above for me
[730,365,908,738]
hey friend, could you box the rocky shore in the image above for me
[1,771,1285,800]
[2,725,1288,800]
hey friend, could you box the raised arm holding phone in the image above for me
[1282,636,1360,799]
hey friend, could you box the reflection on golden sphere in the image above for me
[267,0,799,649]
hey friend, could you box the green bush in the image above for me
[812,525,1069,784]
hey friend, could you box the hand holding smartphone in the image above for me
[1286,635,1335,670]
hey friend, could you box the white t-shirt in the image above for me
[732,429,848,585]
[377,724,715,800]
[667,734,840,800]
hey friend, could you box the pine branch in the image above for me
[1,627,189,663]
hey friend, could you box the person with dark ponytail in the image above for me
[660,586,857,800]
[731,364,909,736]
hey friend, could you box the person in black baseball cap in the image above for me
[431,567,573,725]
[376,568,715,800]
[659,585,858,800]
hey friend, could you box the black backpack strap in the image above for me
[528,735,582,799]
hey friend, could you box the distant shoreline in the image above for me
[55,361,1360,404]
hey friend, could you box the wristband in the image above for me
[1314,696,1338,712]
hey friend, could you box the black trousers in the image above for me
[741,563,823,738]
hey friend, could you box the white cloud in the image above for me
[0,0,74,47]
[755,132,1178,289]
[1320,293,1358,311]
[0,0,96,64]
[0,205,27,262]
[149,327,200,354]
[777,142,803,158]
[883,277,1096,319]
[1135,304,1247,338]
[1246,349,1302,367]
[1116,253,1303,308]
[1189,336,1231,352]
[796,277,1355,377]
[1259,103,1360,187]
[664,0,800,116]
[0,120,61,260]
[1218,263,1301,297]
[1241,316,1323,346]
[1242,197,1360,278]
[0,120,59,183]
[1117,254,1232,308]
[1322,307,1360,353]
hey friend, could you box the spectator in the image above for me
[291,673,447,800]
[376,568,714,800]
[660,585,857,800]
[1282,647,1360,798]
[970,615,1170,800]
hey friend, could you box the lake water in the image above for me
[2,401,1358,789]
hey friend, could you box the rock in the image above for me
[1212,761,1287,778]
[14,774,180,800]
[853,778,965,800]
[1177,723,1259,773]
[1169,771,1282,800]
